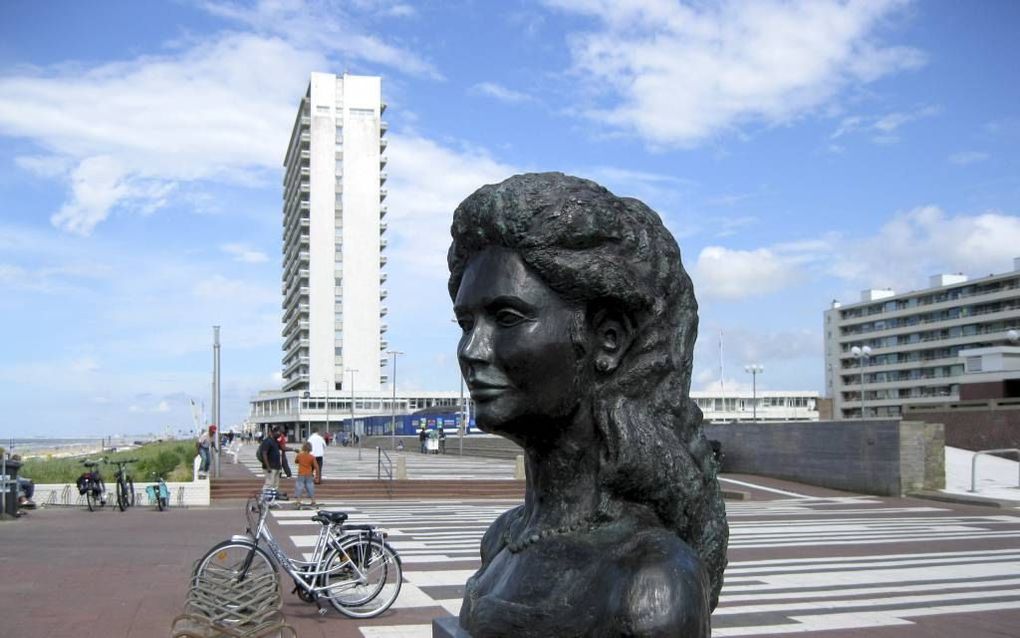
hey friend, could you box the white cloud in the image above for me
[222,243,269,263]
[831,105,940,144]
[386,134,519,274]
[0,0,439,235]
[947,151,989,166]
[470,82,535,104]
[202,0,439,78]
[547,0,924,147]
[692,246,808,300]
[829,206,1020,290]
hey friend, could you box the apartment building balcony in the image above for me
[381,322,389,333]
[281,327,307,351]
[380,340,389,350]
[380,155,388,168]
[380,288,388,299]
[379,255,388,266]
[380,138,388,150]
[380,237,388,249]
[380,306,388,317]
[380,120,388,133]
[380,272,388,283]
[380,205,388,218]
[379,188,388,200]
[283,355,310,377]
[379,221,387,233]
[379,171,388,184]
[283,342,309,365]
[282,374,308,393]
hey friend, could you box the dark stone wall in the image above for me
[704,420,944,496]
[906,403,1020,452]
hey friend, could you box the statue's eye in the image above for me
[495,309,527,327]
[456,316,474,332]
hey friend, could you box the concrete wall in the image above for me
[705,419,944,496]
[31,480,210,508]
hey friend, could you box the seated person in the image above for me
[11,455,36,509]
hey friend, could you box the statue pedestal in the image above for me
[433,616,471,637]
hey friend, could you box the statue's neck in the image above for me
[517,411,605,532]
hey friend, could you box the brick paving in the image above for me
[2,464,1019,637]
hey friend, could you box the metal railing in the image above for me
[377,447,393,481]
[969,448,1020,492]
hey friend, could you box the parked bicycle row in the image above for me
[183,487,402,633]
[76,457,172,512]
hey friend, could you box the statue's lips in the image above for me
[467,382,510,401]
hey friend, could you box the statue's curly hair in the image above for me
[448,172,728,609]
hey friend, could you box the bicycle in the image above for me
[193,489,402,619]
[109,458,138,512]
[146,472,171,511]
[77,459,107,512]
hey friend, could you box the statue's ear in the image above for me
[590,303,635,374]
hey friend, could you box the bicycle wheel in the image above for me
[86,483,97,512]
[322,536,402,618]
[127,478,136,507]
[194,540,276,584]
[117,478,129,511]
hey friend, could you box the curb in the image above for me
[908,490,1018,509]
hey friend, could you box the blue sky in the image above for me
[2,0,1019,438]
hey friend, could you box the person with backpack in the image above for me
[258,426,283,491]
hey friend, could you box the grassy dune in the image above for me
[17,440,196,483]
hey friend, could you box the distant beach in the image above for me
[1,437,136,459]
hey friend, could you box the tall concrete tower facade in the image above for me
[281,72,388,394]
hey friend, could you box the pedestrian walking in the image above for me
[276,429,293,478]
[196,428,211,476]
[259,426,283,492]
[307,427,327,483]
[293,442,319,509]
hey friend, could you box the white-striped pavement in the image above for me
[265,494,1020,636]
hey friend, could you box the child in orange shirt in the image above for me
[294,442,319,508]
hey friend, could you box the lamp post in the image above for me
[744,364,763,422]
[851,345,872,419]
[324,380,329,441]
[459,371,466,456]
[348,368,360,460]
[387,351,403,450]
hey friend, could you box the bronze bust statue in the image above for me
[448,173,728,637]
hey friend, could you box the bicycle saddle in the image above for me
[312,511,349,525]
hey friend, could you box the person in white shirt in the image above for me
[307,428,327,484]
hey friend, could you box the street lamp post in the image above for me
[459,372,466,456]
[348,368,360,460]
[324,380,329,441]
[744,364,763,422]
[851,345,872,419]
[387,351,403,451]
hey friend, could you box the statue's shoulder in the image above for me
[609,527,710,637]
[479,505,522,564]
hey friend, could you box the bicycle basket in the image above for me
[76,473,91,495]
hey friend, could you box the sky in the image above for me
[2,0,1019,438]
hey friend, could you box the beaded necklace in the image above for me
[503,514,607,553]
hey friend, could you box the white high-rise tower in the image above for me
[281,72,388,394]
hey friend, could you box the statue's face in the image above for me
[454,247,585,438]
